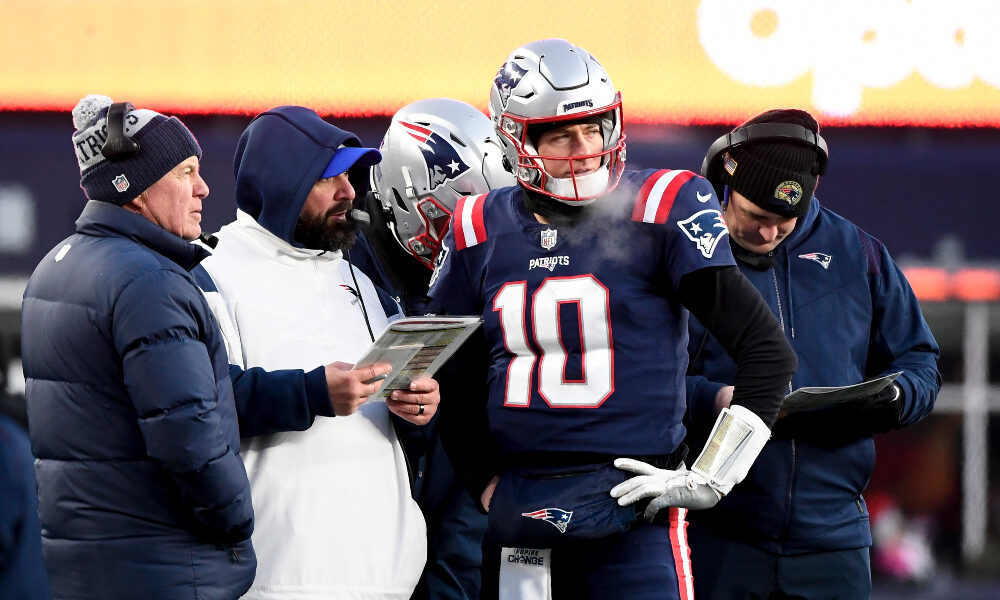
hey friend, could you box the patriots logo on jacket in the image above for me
[521,508,573,533]
[495,62,528,109]
[677,209,729,259]
[799,252,832,269]
[401,121,471,189]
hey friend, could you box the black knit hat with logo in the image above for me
[722,109,822,218]
[71,94,202,206]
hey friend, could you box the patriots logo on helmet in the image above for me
[677,209,729,259]
[400,121,471,190]
[494,61,528,109]
[798,252,832,269]
[521,507,573,533]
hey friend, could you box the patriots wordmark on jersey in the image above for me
[429,169,735,459]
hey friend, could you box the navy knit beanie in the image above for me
[71,94,202,205]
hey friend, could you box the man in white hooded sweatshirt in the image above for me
[197,106,439,599]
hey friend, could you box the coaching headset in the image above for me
[701,121,829,212]
[101,102,142,160]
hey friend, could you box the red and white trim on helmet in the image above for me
[631,170,696,224]
[668,507,694,600]
[453,194,488,250]
[406,194,454,270]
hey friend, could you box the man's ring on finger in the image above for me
[417,404,425,416]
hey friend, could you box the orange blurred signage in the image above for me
[1,0,997,126]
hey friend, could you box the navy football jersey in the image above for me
[428,169,735,458]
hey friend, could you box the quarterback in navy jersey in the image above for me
[429,39,797,599]
[433,169,733,459]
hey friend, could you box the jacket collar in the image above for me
[730,196,823,270]
[75,200,210,271]
[779,195,821,250]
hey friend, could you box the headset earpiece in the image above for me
[101,102,141,160]
[701,121,829,187]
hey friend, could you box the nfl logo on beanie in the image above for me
[71,94,202,205]
[112,174,130,193]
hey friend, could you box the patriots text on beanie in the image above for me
[71,94,202,205]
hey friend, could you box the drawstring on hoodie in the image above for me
[345,248,376,343]
[784,249,795,340]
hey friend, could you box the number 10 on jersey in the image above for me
[493,275,614,409]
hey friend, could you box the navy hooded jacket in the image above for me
[233,105,373,243]
[21,201,256,599]
[685,197,941,555]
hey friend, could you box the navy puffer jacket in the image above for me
[21,201,255,599]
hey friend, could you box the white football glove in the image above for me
[611,405,771,521]
[610,459,722,519]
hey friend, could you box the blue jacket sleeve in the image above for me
[867,245,941,427]
[114,270,252,541]
[230,365,333,437]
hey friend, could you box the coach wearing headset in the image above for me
[684,108,941,599]
[195,106,438,600]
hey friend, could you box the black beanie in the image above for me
[71,94,202,206]
[726,141,817,218]
[716,109,823,218]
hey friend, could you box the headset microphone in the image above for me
[349,209,371,225]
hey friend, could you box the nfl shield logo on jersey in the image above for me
[112,174,130,193]
[540,228,557,251]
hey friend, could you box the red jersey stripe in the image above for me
[631,169,671,222]
[653,170,696,224]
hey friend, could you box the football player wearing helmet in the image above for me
[428,39,797,599]
[351,98,514,600]
[372,98,512,271]
[356,98,513,316]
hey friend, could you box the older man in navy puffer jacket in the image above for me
[21,95,255,599]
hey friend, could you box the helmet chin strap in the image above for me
[542,165,611,204]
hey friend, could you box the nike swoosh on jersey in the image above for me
[697,191,712,203]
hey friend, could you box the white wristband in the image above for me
[690,404,771,496]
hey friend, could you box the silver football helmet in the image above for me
[371,98,514,269]
[488,38,626,206]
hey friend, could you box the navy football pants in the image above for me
[688,524,871,600]
[481,507,693,600]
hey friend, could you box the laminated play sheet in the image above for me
[354,316,482,401]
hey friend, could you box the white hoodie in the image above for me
[201,211,426,599]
